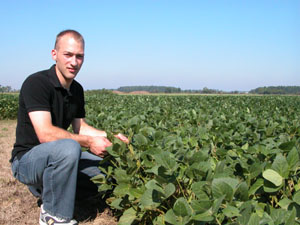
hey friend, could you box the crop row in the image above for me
[0,94,18,120]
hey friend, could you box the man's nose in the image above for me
[70,56,77,66]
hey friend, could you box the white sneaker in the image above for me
[39,204,78,225]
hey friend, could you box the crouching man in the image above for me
[10,29,128,225]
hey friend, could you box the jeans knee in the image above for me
[53,139,81,163]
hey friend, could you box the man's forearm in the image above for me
[38,125,92,148]
[74,119,107,137]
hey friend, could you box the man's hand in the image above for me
[89,136,112,157]
[114,133,130,144]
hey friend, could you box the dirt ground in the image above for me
[0,120,117,225]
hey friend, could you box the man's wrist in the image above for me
[86,135,94,148]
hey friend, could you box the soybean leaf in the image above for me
[145,165,160,175]
[191,182,209,200]
[212,195,225,214]
[249,162,264,180]
[154,151,177,171]
[190,200,212,214]
[173,197,192,217]
[192,210,214,222]
[292,191,300,205]
[128,116,140,126]
[114,183,131,197]
[235,181,249,201]
[165,209,177,224]
[247,213,261,225]
[263,180,282,193]
[249,178,263,196]
[111,198,123,210]
[133,133,148,146]
[212,177,238,201]
[106,145,119,157]
[262,169,283,186]
[156,166,177,183]
[278,198,293,209]
[270,208,288,224]
[118,207,136,225]
[153,214,165,225]
[115,168,131,184]
[164,183,176,198]
[223,205,241,218]
[145,179,164,193]
[271,153,289,178]
[279,141,295,151]
[259,212,273,225]
[287,147,299,171]
[97,184,112,192]
[236,201,254,225]
[90,173,106,184]
[128,187,144,199]
[285,207,296,225]
[140,189,164,209]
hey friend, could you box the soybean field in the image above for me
[1,92,300,224]
[85,93,300,225]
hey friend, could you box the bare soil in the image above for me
[112,91,151,95]
[0,120,117,225]
[112,90,124,94]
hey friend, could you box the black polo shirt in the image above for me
[11,65,85,161]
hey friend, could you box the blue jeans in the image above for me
[11,139,102,220]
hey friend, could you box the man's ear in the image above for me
[51,49,57,61]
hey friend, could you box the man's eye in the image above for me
[64,53,73,57]
[77,55,84,59]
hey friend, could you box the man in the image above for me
[10,30,128,225]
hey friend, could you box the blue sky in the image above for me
[1,1,299,91]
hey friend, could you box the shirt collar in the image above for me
[48,64,62,88]
[48,64,74,95]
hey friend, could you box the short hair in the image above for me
[54,29,85,49]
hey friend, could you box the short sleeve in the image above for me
[21,74,52,113]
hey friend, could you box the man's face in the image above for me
[51,35,84,85]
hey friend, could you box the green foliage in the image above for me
[0,94,18,119]
[87,94,300,224]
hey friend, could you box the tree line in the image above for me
[249,86,300,95]
[117,86,243,94]
[117,86,182,93]
[117,85,300,95]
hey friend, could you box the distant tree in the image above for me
[202,87,222,94]
[0,85,13,93]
